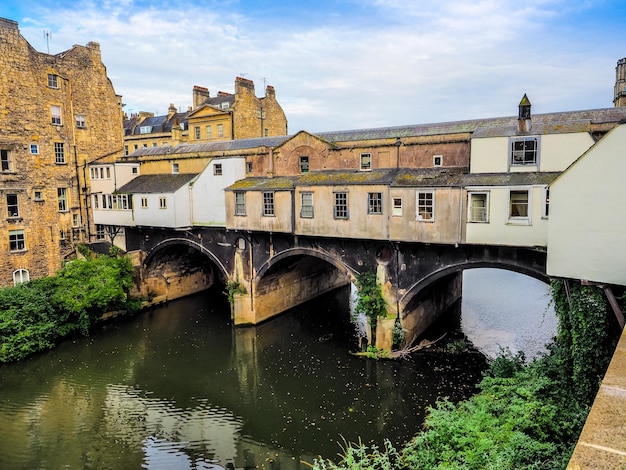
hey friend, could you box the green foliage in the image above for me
[364,345,391,360]
[225,280,247,304]
[446,338,471,355]
[0,252,138,362]
[354,271,387,329]
[392,318,406,348]
[313,282,620,470]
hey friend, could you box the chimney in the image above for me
[266,85,276,98]
[167,103,177,118]
[235,76,255,94]
[614,58,626,107]
[192,85,210,109]
[518,94,532,133]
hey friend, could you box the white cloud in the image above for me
[15,0,625,132]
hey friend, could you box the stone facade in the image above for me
[0,17,123,286]
[123,77,288,153]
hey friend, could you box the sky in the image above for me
[3,0,626,133]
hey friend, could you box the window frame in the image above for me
[214,163,223,176]
[234,191,246,216]
[392,197,403,217]
[7,193,19,218]
[508,188,531,223]
[417,190,435,222]
[433,155,443,167]
[1,149,13,172]
[172,163,179,174]
[47,74,59,89]
[30,144,39,155]
[263,191,275,217]
[54,142,66,164]
[300,192,314,218]
[51,105,62,125]
[9,229,25,252]
[510,136,539,166]
[542,186,550,218]
[159,197,167,209]
[360,153,372,171]
[13,268,29,285]
[57,188,68,212]
[467,191,490,223]
[368,192,382,214]
[334,192,349,219]
[217,123,224,138]
[299,156,309,173]
[75,114,86,128]
[206,125,212,139]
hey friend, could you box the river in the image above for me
[0,269,555,469]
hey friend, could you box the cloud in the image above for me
[15,0,625,132]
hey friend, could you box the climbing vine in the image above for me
[354,271,387,328]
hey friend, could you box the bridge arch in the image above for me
[254,246,359,282]
[144,237,230,279]
[399,259,549,315]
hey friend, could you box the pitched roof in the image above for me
[116,173,199,194]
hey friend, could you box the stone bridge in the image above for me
[124,226,547,349]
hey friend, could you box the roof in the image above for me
[116,173,199,194]
[224,167,556,191]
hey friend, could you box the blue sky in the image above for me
[3,0,625,132]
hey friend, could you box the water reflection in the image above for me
[461,268,557,358]
[1,276,533,469]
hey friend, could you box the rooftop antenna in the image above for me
[43,30,51,54]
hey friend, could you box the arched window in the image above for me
[13,269,29,286]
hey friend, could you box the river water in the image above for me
[0,269,555,469]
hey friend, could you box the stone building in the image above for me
[123,77,288,154]
[0,17,124,286]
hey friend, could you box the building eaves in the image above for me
[116,173,199,194]
[391,167,469,187]
[460,172,561,187]
[296,169,399,186]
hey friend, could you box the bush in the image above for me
[0,252,138,362]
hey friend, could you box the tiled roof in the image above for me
[225,176,298,191]
[126,136,290,158]
[116,173,199,194]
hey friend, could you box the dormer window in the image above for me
[139,126,151,134]
[510,137,539,166]
[360,153,371,171]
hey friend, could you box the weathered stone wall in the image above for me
[0,18,123,286]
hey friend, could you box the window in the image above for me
[57,188,68,212]
[75,114,86,128]
[9,230,25,252]
[417,191,434,221]
[468,192,489,223]
[235,192,246,216]
[124,145,129,156]
[214,163,223,176]
[96,224,105,240]
[51,105,62,125]
[34,191,43,201]
[141,197,148,208]
[263,192,275,216]
[195,126,201,140]
[139,126,151,134]
[334,192,348,219]
[92,194,99,209]
[300,192,314,218]
[54,142,65,164]
[1,149,12,172]
[511,137,538,165]
[299,156,309,173]
[47,74,59,88]
[509,189,529,220]
[206,125,212,139]
[433,155,443,167]
[134,144,138,151]
[13,269,29,285]
[111,194,131,210]
[132,166,139,174]
[392,197,403,217]
[217,124,224,137]
[264,128,269,137]
[30,144,39,154]
[368,192,382,214]
[159,197,167,209]
[7,194,19,218]
[221,102,230,109]
[543,187,550,218]
[72,214,80,227]
[172,163,179,174]
[247,162,253,173]
[360,153,371,171]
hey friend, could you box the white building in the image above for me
[547,123,626,285]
